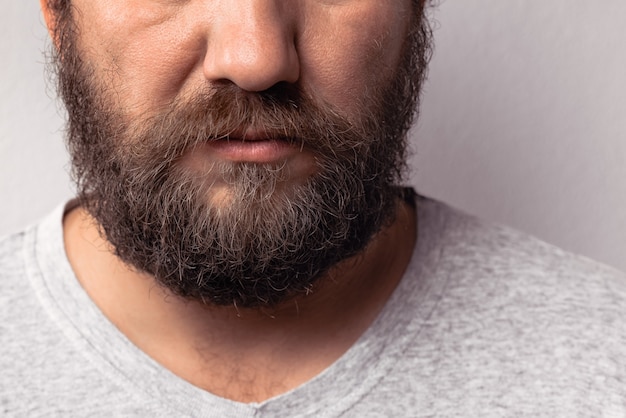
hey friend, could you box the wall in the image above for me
[1,1,73,235]
[412,0,626,271]
[1,1,625,271]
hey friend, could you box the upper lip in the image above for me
[224,127,291,143]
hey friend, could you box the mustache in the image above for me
[118,83,372,169]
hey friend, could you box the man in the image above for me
[2,0,626,416]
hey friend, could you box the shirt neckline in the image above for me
[25,197,450,416]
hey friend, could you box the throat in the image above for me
[62,200,417,402]
[148,329,353,403]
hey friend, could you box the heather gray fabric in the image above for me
[2,195,626,417]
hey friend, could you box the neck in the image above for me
[63,198,417,402]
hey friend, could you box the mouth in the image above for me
[178,127,319,185]
[204,128,304,164]
[206,138,297,163]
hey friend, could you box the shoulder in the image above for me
[418,196,626,336]
[0,230,29,291]
[0,229,26,257]
[416,194,626,298]
[392,196,626,415]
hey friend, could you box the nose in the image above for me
[203,1,300,92]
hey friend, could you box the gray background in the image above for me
[2,0,625,272]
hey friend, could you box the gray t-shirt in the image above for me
[2,195,626,417]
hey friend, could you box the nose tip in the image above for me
[203,7,300,92]
[205,38,300,92]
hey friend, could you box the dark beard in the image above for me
[51,6,431,308]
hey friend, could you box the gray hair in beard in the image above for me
[50,4,432,308]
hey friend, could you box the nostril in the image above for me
[203,21,300,92]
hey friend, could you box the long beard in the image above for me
[52,8,431,308]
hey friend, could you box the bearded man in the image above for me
[2,0,626,416]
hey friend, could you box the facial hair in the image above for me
[51,6,432,308]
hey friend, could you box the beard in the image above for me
[51,5,431,308]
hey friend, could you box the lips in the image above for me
[207,139,294,163]
[203,129,302,163]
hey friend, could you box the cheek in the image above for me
[74,2,203,116]
[73,0,411,120]
[299,4,411,115]
[114,32,203,115]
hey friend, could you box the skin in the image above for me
[42,0,418,403]
[56,0,411,117]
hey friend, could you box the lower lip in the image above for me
[202,139,300,163]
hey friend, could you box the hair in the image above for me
[46,0,434,308]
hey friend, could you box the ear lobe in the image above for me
[40,0,58,46]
